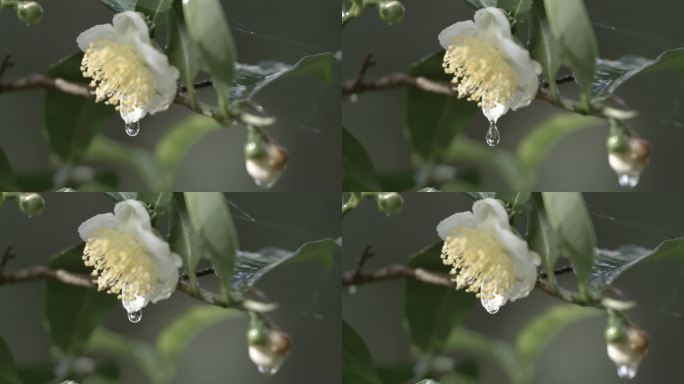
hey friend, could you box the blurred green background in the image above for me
[343,193,684,383]
[0,0,340,191]
[0,192,341,383]
[342,0,684,191]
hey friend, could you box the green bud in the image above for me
[16,1,43,26]
[247,326,269,346]
[605,324,627,343]
[376,192,403,216]
[606,133,628,154]
[378,0,405,25]
[245,126,268,160]
[19,193,45,217]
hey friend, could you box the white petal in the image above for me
[481,293,507,314]
[77,213,117,240]
[113,200,152,231]
[496,36,542,110]
[119,106,146,125]
[112,11,151,45]
[472,198,509,229]
[122,293,148,313]
[436,211,477,239]
[76,24,117,51]
[474,7,512,40]
[438,20,477,49]
[134,226,181,303]
[131,37,179,115]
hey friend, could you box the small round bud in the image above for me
[245,143,288,189]
[606,324,649,379]
[247,326,269,346]
[605,324,627,343]
[16,2,43,26]
[19,193,45,217]
[606,133,628,154]
[376,192,403,216]
[248,328,291,376]
[608,137,650,188]
[378,0,405,25]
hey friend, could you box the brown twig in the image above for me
[0,266,94,288]
[342,263,452,287]
[0,55,13,78]
[0,246,16,272]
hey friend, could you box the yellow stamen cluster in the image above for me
[443,36,517,110]
[83,228,156,305]
[441,227,515,301]
[81,39,155,115]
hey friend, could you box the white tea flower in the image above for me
[77,11,179,125]
[436,198,540,314]
[78,200,182,316]
[438,7,541,123]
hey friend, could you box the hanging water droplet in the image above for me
[617,173,639,188]
[254,178,277,189]
[616,363,637,379]
[127,310,142,323]
[125,122,140,137]
[485,122,500,147]
[257,365,280,376]
[348,285,357,295]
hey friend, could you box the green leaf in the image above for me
[97,0,136,12]
[592,48,684,102]
[0,145,16,190]
[406,52,478,162]
[45,245,117,355]
[154,115,220,175]
[342,320,382,384]
[232,239,337,292]
[167,2,200,105]
[496,192,530,218]
[182,0,237,107]
[44,54,114,163]
[446,328,521,384]
[517,114,600,172]
[85,137,161,190]
[170,194,203,287]
[342,127,381,191]
[515,304,599,381]
[499,0,533,24]
[232,53,337,103]
[86,328,162,383]
[543,0,598,102]
[446,137,527,190]
[591,237,684,291]
[376,364,414,384]
[0,335,21,384]
[16,364,55,384]
[462,0,497,9]
[137,192,172,218]
[528,194,560,281]
[405,243,476,353]
[183,192,238,296]
[136,0,173,27]
[439,361,480,384]
[530,2,561,92]
[156,306,240,380]
[541,193,596,293]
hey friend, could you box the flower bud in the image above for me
[245,142,288,189]
[608,137,650,188]
[248,328,291,376]
[376,192,403,216]
[16,1,43,26]
[18,193,45,217]
[606,324,649,379]
[378,0,405,25]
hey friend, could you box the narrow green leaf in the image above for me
[183,192,238,296]
[136,0,173,27]
[154,115,220,174]
[44,54,114,162]
[170,194,203,287]
[515,304,599,381]
[137,192,172,218]
[445,328,521,384]
[592,48,684,101]
[496,192,531,218]
[463,192,496,201]
[97,0,136,12]
[517,114,600,172]
[499,0,533,24]
[541,192,596,292]
[232,239,337,292]
[0,145,16,190]
[446,137,527,190]
[231,52,337,103]
[406,52,478,162]
[85,137,161,190]
[591,237,684,291]
[0,335,21,384]
[182,0,237,106]
[45,245,117,355]
[376,364,414,384]
[528,194,560,281]
[543,0,599,102]
[156,306,240,380]
[167,2,200,105]
[342,127,381,191]
[342,321,383,384]
[530,2,561,90]
[405,243,476,353]
[86,328,162,383]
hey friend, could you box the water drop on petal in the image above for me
[127,310,142,323]
[125,122,140,137]
[617,363,637,379]
[257,365,280,376]
[617,173,639,188]
[485,122,500,147]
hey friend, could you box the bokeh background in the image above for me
[0,0,340,191]
[0,192,341,383]
[343,193,684,383]
[342,0,684,191]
